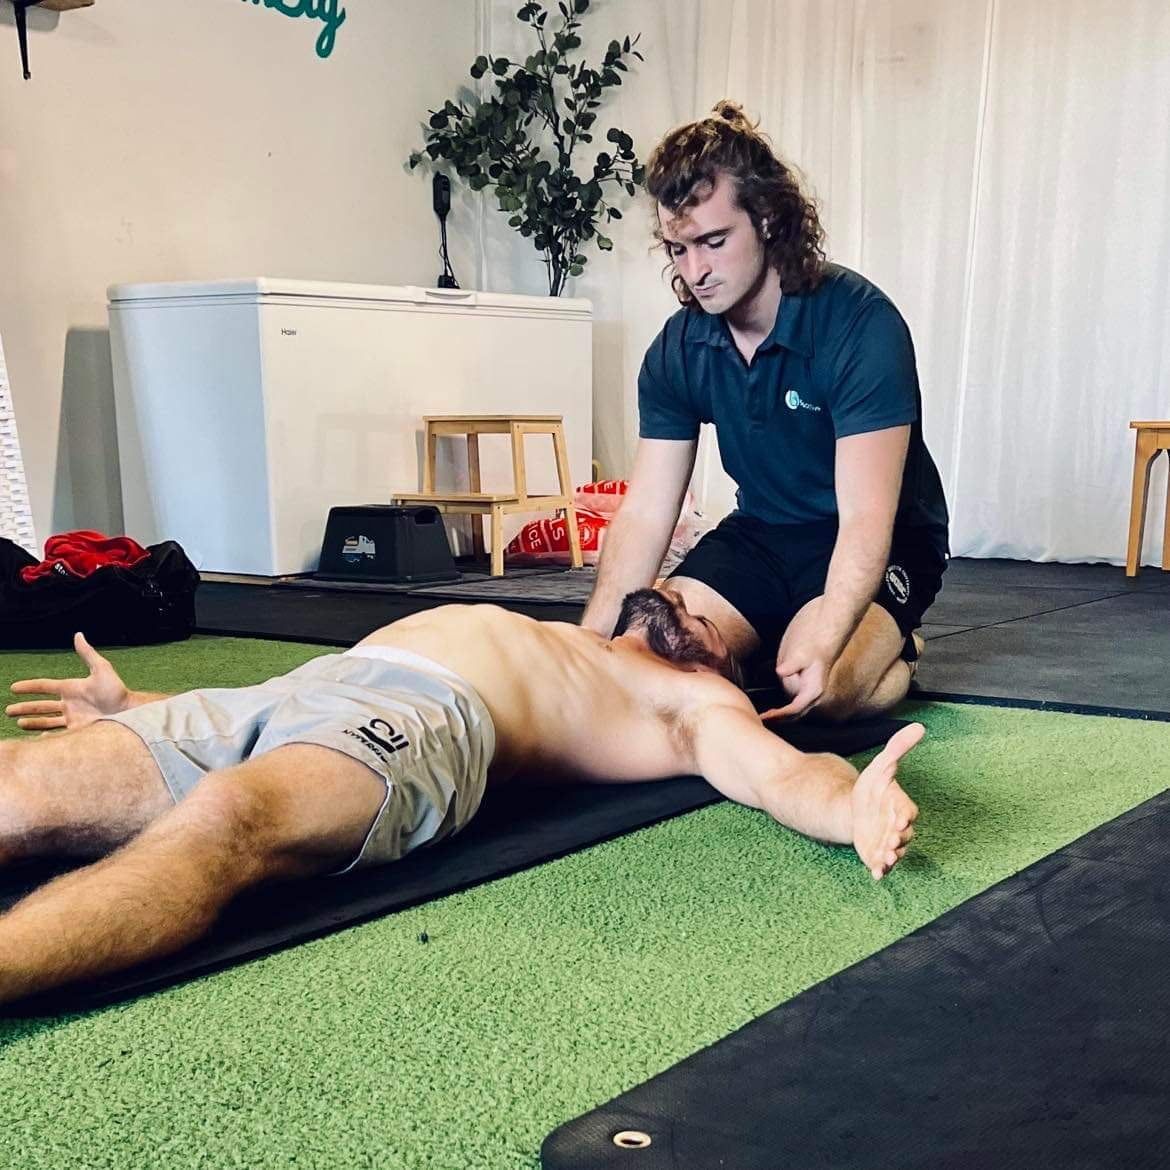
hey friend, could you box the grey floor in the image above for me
[915,559,1170,714]
[196,557,1170,716]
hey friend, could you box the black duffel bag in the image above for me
[0,537,200,649]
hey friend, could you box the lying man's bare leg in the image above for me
[0,743,384,1006]
[0,723,174,866]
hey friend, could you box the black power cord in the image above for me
[432,174,459,289]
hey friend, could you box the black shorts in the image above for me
[668,513,948,661]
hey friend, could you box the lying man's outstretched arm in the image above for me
[686,700,923,879]
[6,633,170,733]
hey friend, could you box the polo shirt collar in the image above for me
[686,290,813,357]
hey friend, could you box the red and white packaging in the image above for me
[505,480,707,568]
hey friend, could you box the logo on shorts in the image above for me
[343,718,410,763]
[885,564,911,605]
[784,388,821,413]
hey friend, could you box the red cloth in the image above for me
[19,530,150,584]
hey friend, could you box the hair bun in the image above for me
[711,100,754,132]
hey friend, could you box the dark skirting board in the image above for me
[2,716,905,1015]
[542,788,1170,1170]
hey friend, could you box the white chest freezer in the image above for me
[108,279,593,576]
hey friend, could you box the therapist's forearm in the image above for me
[817,517,894,658]
[582,507,676,635]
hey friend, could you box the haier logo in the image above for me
[784,388,822,413]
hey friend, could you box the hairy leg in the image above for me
[0,743,385,1006]
[0,722,173,866]
[779,600,915,722]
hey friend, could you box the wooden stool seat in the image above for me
[1125,419,1170,577]
[392,414,582,576]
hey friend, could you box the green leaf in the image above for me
[569,265,584,276]
[429,112,448,129]
[493,57,510,75]
[597,235,613,250]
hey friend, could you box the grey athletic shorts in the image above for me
[102,646,496,873]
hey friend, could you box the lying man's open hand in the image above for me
[6,633,131,732]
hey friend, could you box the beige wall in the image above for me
[0,0,480,541]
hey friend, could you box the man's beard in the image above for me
[613,589,742,686]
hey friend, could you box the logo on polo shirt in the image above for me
[784,388,821,413]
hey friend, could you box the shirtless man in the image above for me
[0,589,922,1006]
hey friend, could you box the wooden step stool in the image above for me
[392,414,583,577]
[1126,419,1170,576]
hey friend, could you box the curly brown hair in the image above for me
[646,101,826,304]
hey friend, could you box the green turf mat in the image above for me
[2,635,325,729]
[1,642,1168,1169]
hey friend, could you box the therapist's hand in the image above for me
[758,637,837,722]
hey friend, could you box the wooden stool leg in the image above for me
[551,423,573,499]
[1161,451,1170,572]
[466,434,485,561]
[550,423,582,569]
[423,422,438,494]
[563,502,583,569]
[1126,431,1157,577]
[510,422,528,503]
[490,504,504,577]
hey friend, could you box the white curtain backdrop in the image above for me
[485,0,1170,565]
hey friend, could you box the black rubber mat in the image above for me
[940,556,1170,592]
[543,787,1170,1170]
[918,590,1170,712]
[2,715,905,1014]
[925,582,1123,627]
[196,581,586,643]
[411,567,596,604]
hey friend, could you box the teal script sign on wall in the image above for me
[243,0,347,60]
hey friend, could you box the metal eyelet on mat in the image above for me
[612,1130,653,1150]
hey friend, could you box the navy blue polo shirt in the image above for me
[638,264,949,548]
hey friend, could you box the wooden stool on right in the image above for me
[1125,419,1170,576]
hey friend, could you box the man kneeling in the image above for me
[0,589,921,1006]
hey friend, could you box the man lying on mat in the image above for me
[0,589,921,1006]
